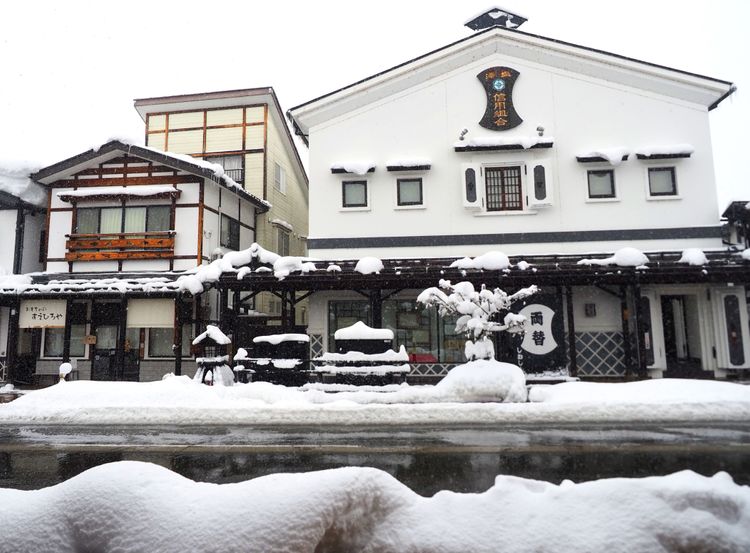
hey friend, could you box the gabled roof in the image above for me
[31,140,270,212]
[133,87,308,189]
[288,26,735,143]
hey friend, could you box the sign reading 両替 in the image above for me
[478,66,522,131]
[508,294,565,373]
[19,299,67,328]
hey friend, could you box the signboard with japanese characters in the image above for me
[510,294,565,372]
[478,66,523,131]
[19,299,67,328]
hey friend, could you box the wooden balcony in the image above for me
[65,231,175,262]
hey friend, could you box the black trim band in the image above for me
[308,226,722,249]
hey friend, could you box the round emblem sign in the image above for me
[492,78,506,91]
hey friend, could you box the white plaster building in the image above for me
[288,9,749,380]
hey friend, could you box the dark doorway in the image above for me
[14,328,39,385]
[661,295,705,378]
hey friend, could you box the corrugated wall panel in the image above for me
[245,125,264,149]
[169,111,203,129]
[246,106,264,124]
[167,130,202,154]
[244,153,264,198]
[207,108,243,126]
[147,132,167,151]
[206,127,243,153]
[148,114,166,131]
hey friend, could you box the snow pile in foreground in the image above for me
[435,360,526,402]
[1,462,748,553]
[2,372,749,425]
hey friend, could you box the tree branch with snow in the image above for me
[417,280,538,361]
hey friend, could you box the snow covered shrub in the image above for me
[417,280,537,361]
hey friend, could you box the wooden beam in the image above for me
[51,176,198,187]
[65,250,175,262]
[66,236,175,251]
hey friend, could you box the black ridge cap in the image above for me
[31,140,270,213]
[287,26,735,122]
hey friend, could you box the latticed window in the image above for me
[485,166,522,211]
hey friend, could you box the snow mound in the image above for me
[678,248,708,266]
[578,247,649,267]
[330,161,375,175]
[1,461,748,552]
[334,321,393,340]
[449,251,510,270]
[577,146,630,165]
[355,257,384,274]
[435,360,527,403]
[742,249,750,261]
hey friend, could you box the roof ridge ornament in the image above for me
[464,7,528,31]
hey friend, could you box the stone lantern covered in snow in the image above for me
[192,325,234,386]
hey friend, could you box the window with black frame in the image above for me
[648,167,677,196]
[397,178,423,206]
[342,180,367,208]
[587,169,616,199]
[42,302,87,358]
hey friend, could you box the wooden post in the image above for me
[115,298,128,380]
[288,291,297,327]
[6,300,20,384]
[62,299,73,363]
[633,283,646,377]
[370,290,383,328]
[565,286,577,378]
[174,298,183,377]
[620,285,632,378]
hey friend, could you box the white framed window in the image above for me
[462,162,542,215]
[396,177,424,208]
[342,180,369,209]
[647,166,678,198]
[586,169,617,201]
[274,162,287,194]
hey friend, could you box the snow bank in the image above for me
[2,376,750,426]
[1,461,748,553]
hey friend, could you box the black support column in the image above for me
[114,298,128,380]
[620,285,632,378]
[174,298,183,377]
[565,286,577,378]
[62,298,73,363]
[369,290,383,328]
[6,300,20,384]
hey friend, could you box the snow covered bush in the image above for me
[435,360,527,402]
[417,279,537,360]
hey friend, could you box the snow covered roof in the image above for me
[576,147,630,165]
[454,136,554,152]
[192,324,231,346]
[330,161,376,175]
[0,273,187,296]
[635,144,694,159]
[57,185,180,203]
[0,163,48,208]
[32,140,270,212]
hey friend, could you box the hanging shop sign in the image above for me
[478,66,523,131]
[510,294,565,373]
[19,299,67,328]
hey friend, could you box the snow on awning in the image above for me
[454,136,554,152]
[576,147,630,166]
[635,144,694,160]
[330,161,376,175]
[386,158,432,171]
[57,185,181,203]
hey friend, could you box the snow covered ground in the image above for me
[0,461,747,552]
[0,360,748,425]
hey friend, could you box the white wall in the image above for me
[306,50,721,259]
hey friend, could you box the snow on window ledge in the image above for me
[330,161,376,175]
[635,144,694,160]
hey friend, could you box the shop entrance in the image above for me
[660,295,703,378]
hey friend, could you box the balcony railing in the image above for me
[65,231,175,262]
[224,168,244,184]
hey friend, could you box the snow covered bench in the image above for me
[234,333,311,386]
[312,322,410,385]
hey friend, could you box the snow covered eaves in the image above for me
[454,136,553,152]
[0,274,186,296]
[0,164,47,208]
[330,161,376,175]
[635,144,694,160]
[269,218,294,232]
[288,27,734,137]
[32,140,270,212]
[576,147,630,166]
[57,185,180,203]
[385,158,432,171]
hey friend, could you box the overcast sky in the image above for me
[1,0,746,211]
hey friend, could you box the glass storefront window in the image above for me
[327,301,370,351]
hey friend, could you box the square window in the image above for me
[397,178,423,206]
[342,180,367,208]
[648,167,677,196]
[587,170,616,199]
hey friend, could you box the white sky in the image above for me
[1,0,747,212]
